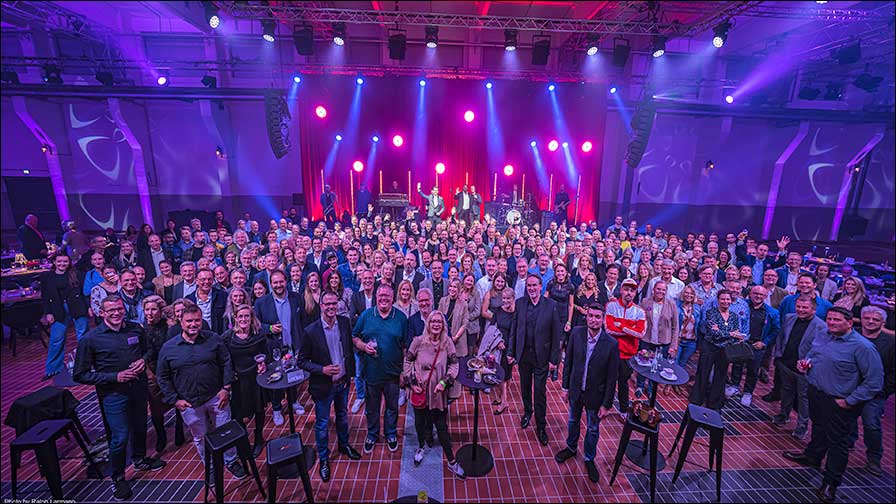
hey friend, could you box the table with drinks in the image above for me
[455,354,505,477]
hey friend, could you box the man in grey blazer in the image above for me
[416,183,445,224]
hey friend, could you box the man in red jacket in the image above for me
[604,278,646,418]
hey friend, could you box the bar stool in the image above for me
[609,414,661,503]
[203,419,266,504]
[266,433,314,504]
[10,419,102,500]
[668,403,724,502]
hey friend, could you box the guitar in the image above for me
[554,200,570,213]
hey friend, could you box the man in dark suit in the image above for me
[252,254,279,288]
[298,291,361,481]
[555,304,619,483]
[508,274,562,446]
[320,185,338,226]
[185,268,226,334]
[17,214,47,260]
[395,252,425,293]
[469,185,482,223]
[597,264,622,306]
[171,261,198,300]
[139,233,173,284]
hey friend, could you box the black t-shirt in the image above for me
[781,318,810,371]
[749,305,766,342]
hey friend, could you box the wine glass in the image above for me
[272,348,281,369]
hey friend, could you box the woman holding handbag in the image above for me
[689,289,745,411]
[481,287,515,415]
[403,311,464,479]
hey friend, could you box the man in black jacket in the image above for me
[139,234,173,283]
[17,214,47,259]
[508,274,562,446]
[298,291,361,482]
[41,254,90,379]
[185,268,227,334]
[555,304,619,483]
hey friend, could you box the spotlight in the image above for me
[1,69,20,84]
[548,83,556,92]
[548,140,559,152]
[725,94,734,104]
[532,34,551,65]
[705,160,715,170]
[95,70,114,86]
[503,164,514,177]
[798,85,821,100]
[293,25,314,56]
[262,20,275,43]
[315,105,327,118]
[356,76,364,85]
[335,134,343,141]
[485,81,493,89]
[332,22,346,46]
[586,33,600,56]
[388,29,407,60]
[651,36,666,58]
[292,74,302,84]
[42,64,62,84]
[609,85,618,94]
[353,160,364,172]
[562,141,569,148]
[204,1,220,29]
[215,146,224,158]
[201,75,217,88]
[419,79,426,87]
[41,145,49,153]
[816,1,828,3]
[156,73,169,86]
[464,110,475,123]
[581,141,593,153]
[425,26,439,49]
[392,135,404,147]
[530,140,537,147]
[504,29,518,52]
[435,162,446,174]
[712,21,731,48]
[372,135,379,143]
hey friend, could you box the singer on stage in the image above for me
[417,182,445,225]
[321,185,337,225]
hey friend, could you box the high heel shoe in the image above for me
[494,403,508,415]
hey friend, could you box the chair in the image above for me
[668,403,725,502]
[265,433,314,504]
[203,420,266,504]
[609,414,661,503]
[1,300,48,356]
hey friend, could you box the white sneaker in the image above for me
[413,448,425,466]
[273,411,284,426]
[398,389,407,407]
[447,460,466,479]
[725,386,739,398]
[740,393,752,407]
[292,401,305,415]
[351,399,364,414]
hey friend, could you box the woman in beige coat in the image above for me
[637,280,680,396]
[439,278,470,399]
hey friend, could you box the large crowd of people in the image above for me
[23,207,893,504]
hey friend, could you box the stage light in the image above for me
[815,1,828,3]
[725,94,734,104]
[581,141,593,153]
[1,70,20,84]
[425,26,439,49]
[503,164,514,176]
[353,160,364,172]
[315,105,327,119]
[392,135,404,147]
[504,29,518,52]
[95,71,114,86]
[435,162,446,174]
[651,36,666,58]
[388,30,407,60]
[824,83,843,101]
[156,73,169,86]
[562,141,569,148]
[464,110,475,123]
[530,140,537,147]
[335,134,343,141]
[548,83,556,92]
[705,160,715,170]
[42,64,62,84]
[23,169,30,174]
[712,21,731,48]
[586,33,600,56]
[215,146,224,158]
[485,81,493,89]
[372,135,380,143]
[609,85,618,94]
[262,20,275,42]
[41,144,49,153]
[201,75,217,88]
[532,35,551,65]
[854,71,884,92]
[292,74,302,84]
[204,2,220,29]
[419,79,426,87]
[356,76,364,85]
[333,22,346,46]
[548,140,559,152]
[293,25,314,56]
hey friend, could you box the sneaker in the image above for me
[758,368,769,384]
[865,460,883,477]
[292,401,305,415]
[112,477,133,501]
[447,460,466,479]
[414,448,425,466]
[772,416,787,427]
[792,428,808,441]
[363,438,376,454]
[398,389,407,407]
[725,386,739,398]
[740,393,753,407]
[387,437,399,452]
[226,460,248,480]
[133,457,166,472]
[634,388,644,398]
[273,410,285,426]
[351,398,364,414]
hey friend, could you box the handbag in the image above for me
[724,340,753,362]
[410,343,442,409]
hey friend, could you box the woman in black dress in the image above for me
[490,288,516,415]
[546,263,575,344]
[573,272,599,327]
[222,304,268,457]
[142,295,172,454]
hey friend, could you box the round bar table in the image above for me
[257,365,315,477]
[454,355,505,477]
[625,357,689,471]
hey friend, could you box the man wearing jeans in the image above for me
[555,304,619,483]
[352,283,408,454]
[74,295,165,501]
[727,286,780,407]
[157,305,247,480]
[299,291,362,482]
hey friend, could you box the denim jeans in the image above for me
[676,339,698,370]
[354,353,365,402]
[46,305,88,375]
[181,396,236,465]
[565,394,602,462]
[365,379,399,442]
[635,341,669,392]
[313,381,351,461]
[728,347,765,394]
[101,383,148,479]
[847,395,886,464]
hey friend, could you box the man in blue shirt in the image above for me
[778,273,833,319]
[783,307,883,504]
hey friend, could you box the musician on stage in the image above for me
[417,183,445,225]
[321,185,337,225]
[356,184,373,218]
[555,185,571,225]
[470,185,482,223]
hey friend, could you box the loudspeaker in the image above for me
[293,26,314,56]
[532,35,550,66]
[839,215,868,239]
[612,43,631,68]
[388,31,407,60]
[541,210,557,229]
[625,97,656,169]
[265,93,291,159]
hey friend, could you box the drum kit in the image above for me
[497,197,535,226]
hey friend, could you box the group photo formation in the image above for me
[1,1,894,503]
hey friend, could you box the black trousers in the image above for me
[518,358,549,429]
[413,407,454,461]
[805,385,863,488]
[689,342,729,410]
[617,358,633,413]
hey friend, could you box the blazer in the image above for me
[41,270,89,320]
[394,267,425,293]
[773,314,827,360]
[766,285,788,309]
[417,188,445,218]
[676,300,704,343]
[298,316,356,400]
[172,280,197,301]
[775,266,810,290]
[139,248,173,282]
[639,296,681,349]
[438,295,472,357]
[254,292,304,350]
[562,328,620,410]
[186,287,227,334]
[508,295,562,368]
[17,224,46,260]
[349,289,375,328]
[597,282,621,306]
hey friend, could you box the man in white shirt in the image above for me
[648,259,685,300]
[476,258,498,300]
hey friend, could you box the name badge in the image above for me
[127,336,139,345]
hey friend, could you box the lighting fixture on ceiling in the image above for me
[532,34,551,65]
[42,64,63,84]
[585,33,600,56]
[425,26,439,49]
[1,69,20,84]
[95,70,114,86]
[389,29,407,60]
[332,22,346,46]
[712,21,731,48]
[504,29,518,52]
[203,2,220,29]
[651,36,666,58]
[293,25,314,55]
[201,75,217,88]
[262,20,275,42]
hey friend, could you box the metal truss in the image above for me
[662,1,892,22]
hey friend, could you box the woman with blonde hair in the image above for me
[223,287,249,331]
[222,304,268,456]
[439,278,471,399]
[832,276,870,328]
[299,271,322,329]
[394,279,419,318]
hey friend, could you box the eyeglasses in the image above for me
[103,307,126,313]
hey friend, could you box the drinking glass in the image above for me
[272,348,282,368]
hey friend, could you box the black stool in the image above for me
[609,414,661,503]
[668,404,724,502]
[203,420,266,504]
[10,419,102,500]
[266,434,314,504]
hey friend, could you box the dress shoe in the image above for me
[252,443,264,458]
[817,483,837,503]
[554,447,575,464]
[319,460,331,482]
[782,451,820,469]
[338,445,362,460]
[761,391,780,403]
[537,429,549,446]
[584,460,600,483]
[520,414,531,429]
[865,460,883,477]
